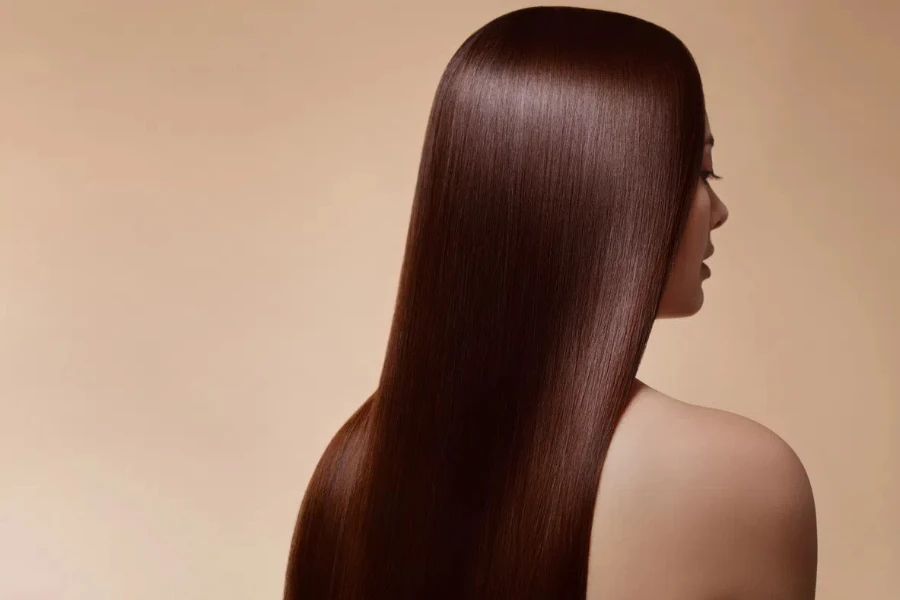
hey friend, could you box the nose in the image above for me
[711,190,729,230]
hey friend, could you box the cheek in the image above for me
[657,186,712,316]
[684,189,711,261]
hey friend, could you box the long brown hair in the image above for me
[286,6,706,599]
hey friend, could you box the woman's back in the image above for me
[289,384,817,599]
[588,381,817,598]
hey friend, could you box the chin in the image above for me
[687,288,705,316]
[685,295,704,317]
[657,289,704,319]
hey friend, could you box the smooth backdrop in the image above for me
[1,1,897,598]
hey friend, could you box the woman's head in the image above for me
[658,113,730,317]
[393,6,710,357]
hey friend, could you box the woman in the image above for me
[286,6,817,599]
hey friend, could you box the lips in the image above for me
[703,244,715,260]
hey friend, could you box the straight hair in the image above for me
[285,6,706,599]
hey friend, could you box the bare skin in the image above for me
[657,113,729,318]
[586,117,817,599]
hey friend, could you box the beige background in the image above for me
[1,1,897,598]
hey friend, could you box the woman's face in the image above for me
[657,115,729,318]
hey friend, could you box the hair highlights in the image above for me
[285,7,706,599]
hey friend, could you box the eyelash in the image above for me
[701,170,722,182]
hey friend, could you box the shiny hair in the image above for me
[285,6,706,599]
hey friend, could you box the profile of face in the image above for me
[657,114,729,318]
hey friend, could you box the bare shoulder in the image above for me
[587,381,817,600]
